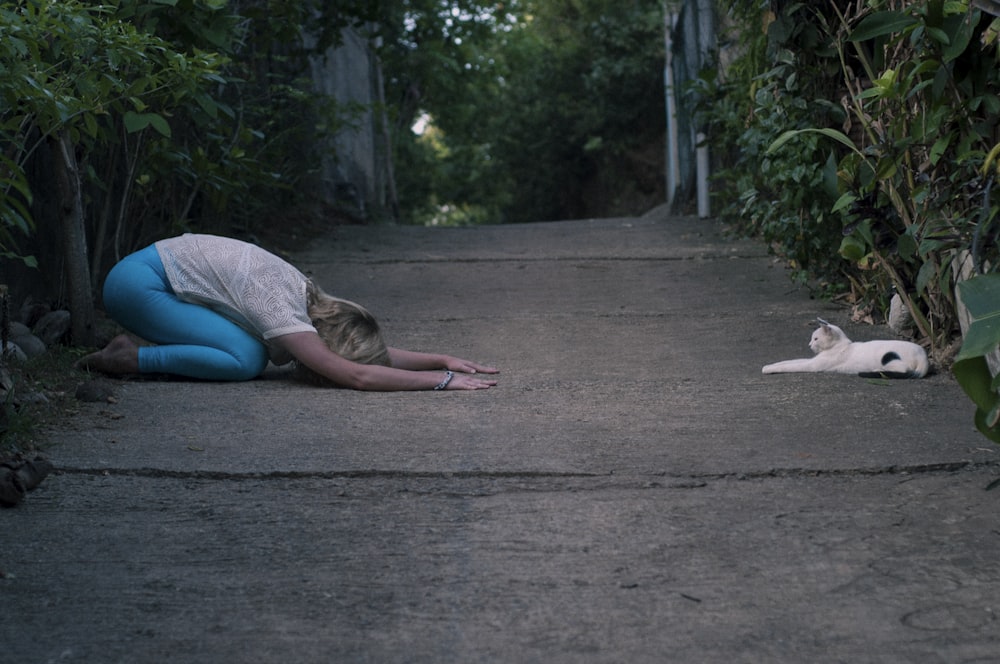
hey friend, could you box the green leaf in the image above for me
[123,111,147,133]
[823,152,839,199]
[943,2,967,16]
[954,356,1000,443]
[956,275,1000,361]
[942,13,975,61]
[875,157,899,180]
[953,357,996,415]
[926,26,950,45]
[897,229,918,262]
[988,401,1000,429]
[929,132,952,165]
[953,275,1000,443]
[83,112,99,138]
[0,156,32,204]
[857,86,884,101]
[832,192,857,213]
[915,258,937,294]
[983,17,1000,47]
[931,65,950,100]
[983,142,1000,176]
[123,111,172,137]
[767,128,860,156]
[839,235,867,261]
[0,251,38,269]
[193,91,218,118]
[976,404,1000,443]
[849,11,919,42]
[147,114,171,138]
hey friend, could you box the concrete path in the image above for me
[4,210,999,663]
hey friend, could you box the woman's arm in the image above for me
[274,332,497,391]
[388,347,500,375]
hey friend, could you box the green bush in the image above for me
[705,2,849,288]
[710,0,1000,441]
[817,1,1000,351]
[0,0,371,273]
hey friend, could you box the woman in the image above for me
[79,234,499,391]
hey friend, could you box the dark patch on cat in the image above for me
[880,351,901,366]
[864,351,910,378]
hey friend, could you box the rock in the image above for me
[0,456,54,507]
[0,465,24,507]
[888,293,914,335]
[75,379,117,403]
[10,322,30,338]
[15,390,49,406]
[1,341,27,363]
[32,310,71,346]
[9,329,46,358]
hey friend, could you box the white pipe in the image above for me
[696,131,710,218]
[664,11,679,210]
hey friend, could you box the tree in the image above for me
[1,0,231,344]
[1,0,379,338]
[378,0,666,224]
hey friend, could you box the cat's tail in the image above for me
[911,349,930,378]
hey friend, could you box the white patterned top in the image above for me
[155,234,315,364]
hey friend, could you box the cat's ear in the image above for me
[817,317,831,327]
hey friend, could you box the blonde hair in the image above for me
[294,281,391,385]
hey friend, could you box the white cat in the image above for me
[762,318,929,378]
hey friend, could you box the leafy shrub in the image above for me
[704,2,850,288]
[817,1,1000,351]
[710,0,1000,441]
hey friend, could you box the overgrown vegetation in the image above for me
[0,347,84,456]
[707,0,1000,441]
[378,0,666,225]
[1,0,666,253]
[700,1,848,288]
[0,0,382,271]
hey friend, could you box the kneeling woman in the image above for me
[79,233,498,391]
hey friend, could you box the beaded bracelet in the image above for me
[434,370,454,391]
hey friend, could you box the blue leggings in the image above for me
[103,245,269,381]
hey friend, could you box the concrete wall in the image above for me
[664,0,716,214]
[307,27,394,220]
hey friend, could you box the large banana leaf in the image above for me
[953,274,1000,443]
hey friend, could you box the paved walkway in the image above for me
[4,210,999,663]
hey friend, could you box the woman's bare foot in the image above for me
[76,334,140,374]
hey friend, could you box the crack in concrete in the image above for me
[328,254,768,265]
[53,459,1000,484]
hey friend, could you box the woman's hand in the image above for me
[388,347,499,376]
[444,357,500,376]
[445,371,498,390]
